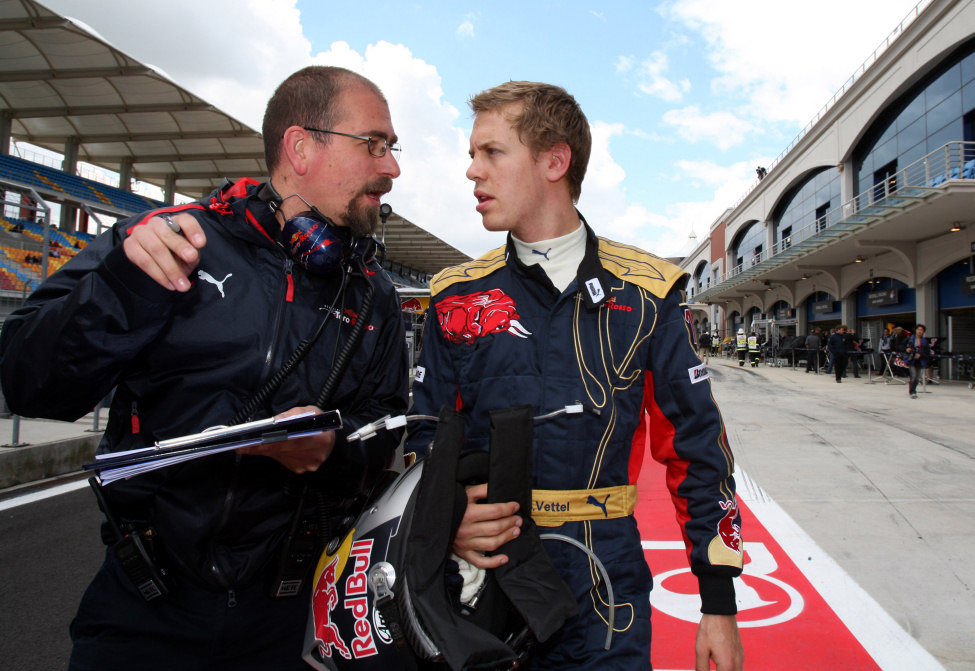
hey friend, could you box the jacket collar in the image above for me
[505,212,611,309]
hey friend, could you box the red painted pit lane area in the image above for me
[635,459,880,671]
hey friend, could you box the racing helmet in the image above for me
[302,460,436,670]
[303,406,574,671]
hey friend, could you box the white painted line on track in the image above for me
[0,477,89,512]
[733,467,945,671]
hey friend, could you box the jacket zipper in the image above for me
[259,258,294,386]
[210,258,293,594]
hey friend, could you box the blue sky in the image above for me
[44,0,924,257]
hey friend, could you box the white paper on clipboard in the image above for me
[86,410,342,485]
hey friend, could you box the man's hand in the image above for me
[123,211,206,292]
[452,483,522,569]
[695,613,743,671]
[237,406,336,473]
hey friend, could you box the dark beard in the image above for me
[341,198,379,238]
[340,178,392,237]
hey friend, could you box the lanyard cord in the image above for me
[316,256,375,409]
[231,267,350,425]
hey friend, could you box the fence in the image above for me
[715,141,975,287]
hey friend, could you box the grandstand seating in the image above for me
[0,213,87,291]
[0,153,164,216]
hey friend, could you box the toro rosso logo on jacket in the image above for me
[436,289,532,344]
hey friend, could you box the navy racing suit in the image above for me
[405,220,742,669]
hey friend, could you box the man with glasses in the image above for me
[0,66,408,670]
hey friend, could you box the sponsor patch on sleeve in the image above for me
[414,366,425,383]
[688,363,709,384]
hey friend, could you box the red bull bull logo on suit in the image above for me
[718,499,742,554]
[435,289,532,344]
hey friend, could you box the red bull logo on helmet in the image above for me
[344,539,378,659]
[312,556,351,660]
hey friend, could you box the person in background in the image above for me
[736,327,748,366]
[699,329,713,363]
[905,324,931,399]
[747,330,760,367]
[828,324,850,383]
[804,327,822,373]
[846,328,863,379]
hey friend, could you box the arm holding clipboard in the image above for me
[87,407,342,484]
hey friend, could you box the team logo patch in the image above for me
[400,297,423,312]
[585,278,605,303]
[688,363,709,384]
[605,297,633,312]
[436,289,531,345]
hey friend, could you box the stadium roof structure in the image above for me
[0,0,266,196]
[0,0,471,274]
[378,210,470,276]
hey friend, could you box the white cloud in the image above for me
[634,51,691,103]
[54,0,310,128]
[618,50,690,102]
[311,41,496,256]
[578,125,773,257]
[578,122,693,256]
[662,105,754,150]
[456,13,477,38]
[666,0,922,125]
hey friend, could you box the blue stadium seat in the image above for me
[0,154,164,216]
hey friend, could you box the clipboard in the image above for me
[85,410,342,485]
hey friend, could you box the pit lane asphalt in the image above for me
[705,356,974,670]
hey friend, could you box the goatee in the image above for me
[341,178,393,237]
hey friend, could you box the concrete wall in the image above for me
[0,435,100,488]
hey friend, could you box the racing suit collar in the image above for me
[504,212,611,309]
[575,213,612,310]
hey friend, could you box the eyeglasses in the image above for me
[302,127,401,158]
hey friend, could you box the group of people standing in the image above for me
[804,324,932,397]
[734,328,762,367]
[803,325,865,382]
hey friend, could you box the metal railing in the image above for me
[704,141,974,296]
[729,0,932,212]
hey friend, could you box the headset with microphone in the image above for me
[257,180,382,275]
